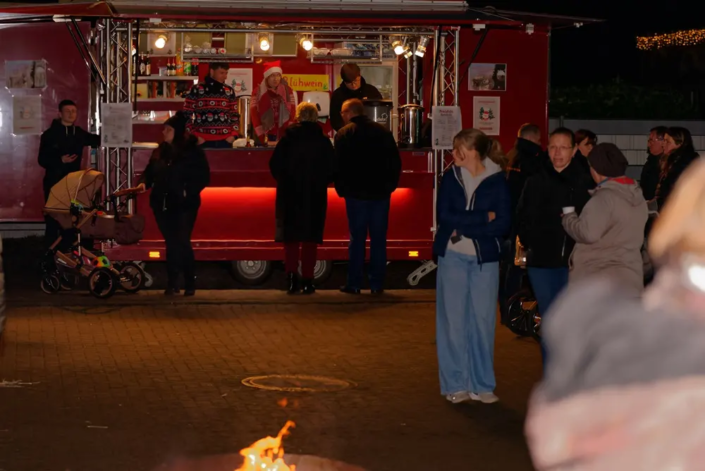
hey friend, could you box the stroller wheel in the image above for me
[40,274,61,294]
[506,288,541,338]
[118,262,145,293]
[88,267,117,299]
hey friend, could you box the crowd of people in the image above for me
[434,122,701,405]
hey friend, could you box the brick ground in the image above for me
[0,291,542,471]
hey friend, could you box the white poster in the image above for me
[5,60,47,90]
[226,68,253,97]
[473,96,500,136]
[12,95,42,135]
[431,106,463,150]
[101,103,133,147]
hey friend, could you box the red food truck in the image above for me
[0,1,595,287]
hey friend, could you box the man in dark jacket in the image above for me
[506,123,546,213]
[641,126,667,202]
[329,63,382,132]
[38,99,100,245]
[517,127,594,364]
[335,98,401,294]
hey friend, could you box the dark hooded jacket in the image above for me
[655,148,699,210]
[269,122,335,243]
[329,77,382,131]
[38,118,100,199]
[506,138,547,213]
[139,135,210,213]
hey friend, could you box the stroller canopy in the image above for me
[45,169,105,211]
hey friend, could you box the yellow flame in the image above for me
[235,421,296,471]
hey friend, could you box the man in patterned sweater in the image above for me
[183,63,240,149]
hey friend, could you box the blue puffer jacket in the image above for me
[433,165,512,264]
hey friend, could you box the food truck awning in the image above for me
[0,1,602,26]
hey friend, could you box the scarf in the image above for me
[254,79,296,137]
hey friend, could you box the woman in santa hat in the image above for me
[251,61,297,145]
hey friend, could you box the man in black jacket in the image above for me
[335,99,401,294]
[38,99,100,245]
[329,63,382,132]
[640,126,667,202]
[506,123,546,212]
[517,127,594,364]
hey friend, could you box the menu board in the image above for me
[432,106,462,150]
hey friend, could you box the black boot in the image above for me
[164,287,180,296]
[301,279,316,295]
[184,276,196,297]
[286,272,300,294]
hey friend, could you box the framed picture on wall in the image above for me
[468,63,506,92]
[226,68,253,97]
[5,60,47,90]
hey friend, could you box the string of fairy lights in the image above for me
[637,28,705,50]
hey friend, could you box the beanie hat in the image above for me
[588,143,629,178]
[164,111,188,140]
[263,60,283,79]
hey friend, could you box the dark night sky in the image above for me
[486,0,703,87]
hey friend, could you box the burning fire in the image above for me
[236,421,296,471]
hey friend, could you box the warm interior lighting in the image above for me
[258,34,271,52]
[409,251,419,258]
[299,36,313,51]
[392,39,405,56]
[148,251,161,258]
[154,34,168,50]
[403,47,413,59]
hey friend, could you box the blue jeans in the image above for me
[345,197,390,291]
[527,267,569,365]
[436,251,499,395]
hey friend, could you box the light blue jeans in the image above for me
[436,250,500,395]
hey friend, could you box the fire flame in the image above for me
[235,421,296,471]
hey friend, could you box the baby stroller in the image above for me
[501,236,541,340]
[41,169,146,299]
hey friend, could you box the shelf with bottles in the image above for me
[135,76,199,82]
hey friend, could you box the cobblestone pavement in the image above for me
[0,291,542,471]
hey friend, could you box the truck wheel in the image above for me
[300,260,333,284]
[232,260,273,286]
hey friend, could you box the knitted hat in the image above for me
[263,60,283,79]
[588,143,629,178]
[164,111,188,140]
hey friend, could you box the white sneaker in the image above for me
[445,391,471,404]
[470,392,499,404]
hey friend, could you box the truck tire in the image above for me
[232,260,273,286]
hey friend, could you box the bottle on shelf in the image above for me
[167,58,173,76]
[183,58,191,77]
[145,57,151,76]
[191,57,199,76]
[175,53,184,76]
[139,54,146,76]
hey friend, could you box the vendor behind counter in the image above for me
[330,63,382,132]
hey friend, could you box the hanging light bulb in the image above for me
[415,36,429,57]
[258,33,271,52]
[154,34,168,50]
[299,35,313,51]
[403,46,413,59]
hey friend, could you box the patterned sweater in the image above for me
[183,76,240,141]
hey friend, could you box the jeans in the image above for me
[199,139,232,149]
[284,242,317,279]
[345,197,390,291]
[154,208,199,290]
[436,250,499,395]
[527,267,569,365]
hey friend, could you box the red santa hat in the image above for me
[263,60,283,79]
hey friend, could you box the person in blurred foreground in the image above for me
[525,159,705,471]
[434,129,511,404]
[562,143,648,297]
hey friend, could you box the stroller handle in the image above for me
[113,187,141,198]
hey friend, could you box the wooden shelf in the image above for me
[183,54,252,62]
[134,75,199,81]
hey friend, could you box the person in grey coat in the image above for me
[561,143,648,297]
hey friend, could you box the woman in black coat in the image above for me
[269,102,335,294]
[655,127,699,211]
[136,112,210,296]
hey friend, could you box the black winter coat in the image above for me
[506,138,547,213]
[38,119,100,199]
[334,115,401,201]
[269,122,335,244]
[640,153,662,201]
[655,148,699,210]
[329,77,383,131]
[517,159,595,268]
[139,136,211,214]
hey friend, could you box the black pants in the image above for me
[154,208,199,289]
